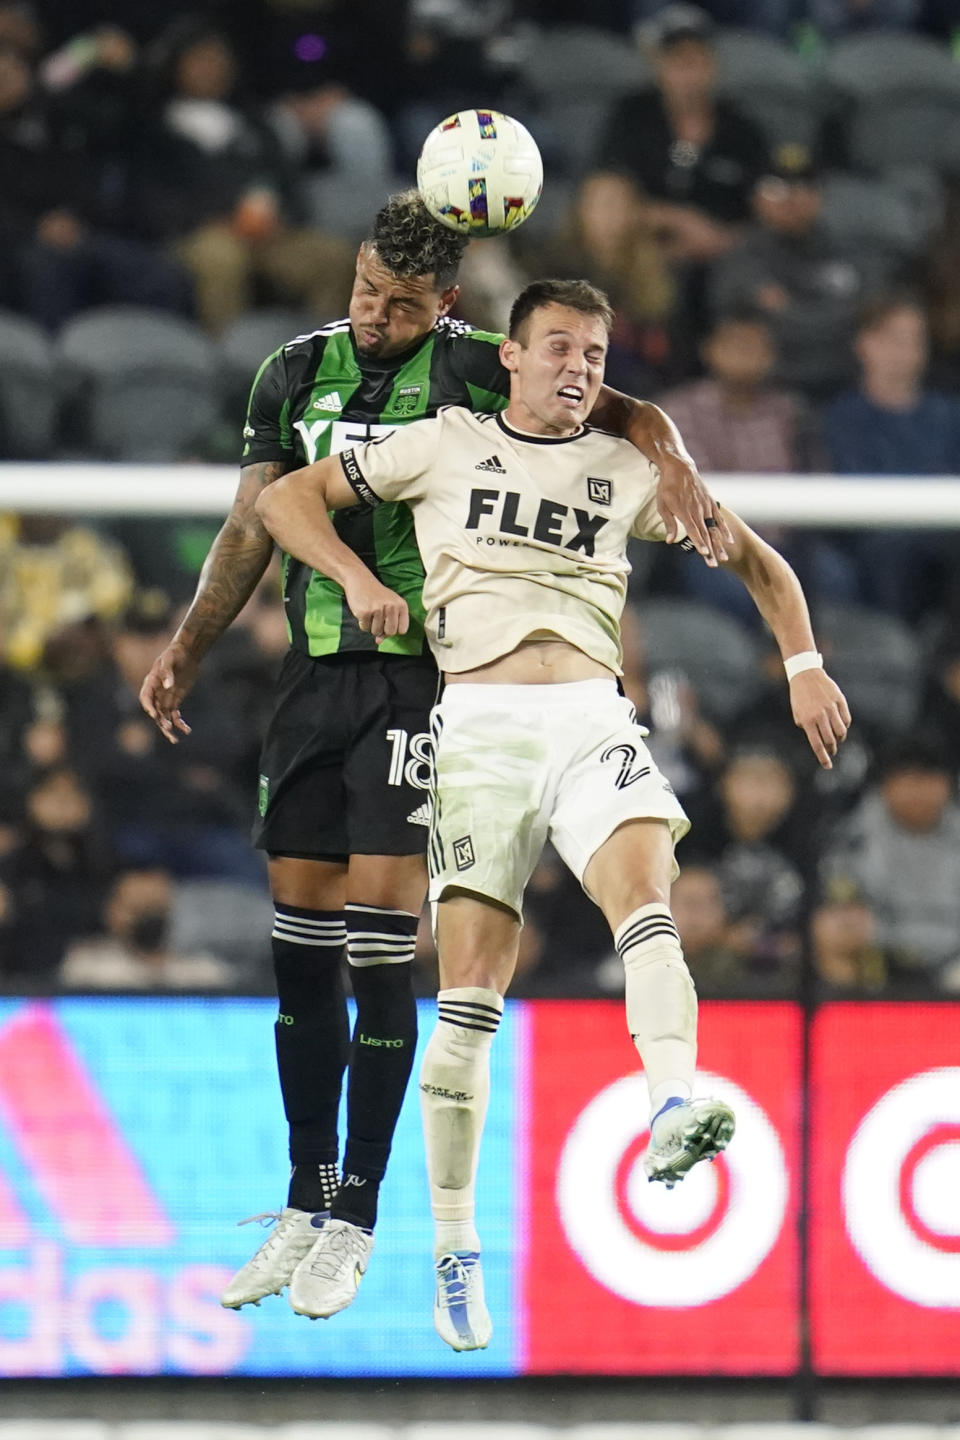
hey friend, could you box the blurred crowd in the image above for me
[0,0,959,1000]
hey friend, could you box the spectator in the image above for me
[0,39,191,330]
[520,171,679,392]
[672,861,798,995]
[270,75,396,243]
[921,636,960,776]
[709,143,897,396]
[810,894,885,995]
[822,294,960,623]
[926,178,960,392]
[0,659,33,775]
[619,605,726,810]
[657,307,820,474]
[657,306,856,621]
[8,765,112,981]
[63,591,265,884]
[59,866,237,990]
[642,664,726,809]
[686,744,809,983]
[453,233,530,335]
[133,16,355,332]
[596,6,770,264]
[0,512,132,671]
[396,0,525,171]
[726,634,872,811]
[819,735,960,993]
[0,2,42,60]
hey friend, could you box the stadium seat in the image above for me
[713,29,823,151]
[515,26,652,179]
[633,597,764,723]
[813,602,922,735]
[304,170,409,245]
[844,96,960,176]
[56,306,220,462]
[822,33,960,176]
[820,171,943,261]
[218,308,320,421]
[523,25,652,98]
[822,32,960,102]
[0,310,59,459]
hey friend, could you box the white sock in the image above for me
[419,986,503,1259]
[649,1078,692,1125]
[615,903,697,1102]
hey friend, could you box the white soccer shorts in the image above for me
[427,679,689,918]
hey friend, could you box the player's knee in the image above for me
[349,959,417,1040]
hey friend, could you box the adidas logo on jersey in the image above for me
[475,454,506,474]
[313,391,343,413]
[406,802,431,827]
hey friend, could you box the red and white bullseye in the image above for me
[556,1070,788,1307]
[843,1066,960,1306]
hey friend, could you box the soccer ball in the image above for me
[416,108,543,238]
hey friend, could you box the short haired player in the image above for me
[256,277,850,1351]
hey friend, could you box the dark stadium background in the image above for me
[0,0,959,1432]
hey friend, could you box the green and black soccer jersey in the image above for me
[242,315,510,659]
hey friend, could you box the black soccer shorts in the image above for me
[252,649,438,860]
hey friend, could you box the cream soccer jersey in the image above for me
[339,407,688,675]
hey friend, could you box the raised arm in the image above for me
[139,459,283,744]
[589,387,731,566]
[255,455,409,644]
[719,508,851,770]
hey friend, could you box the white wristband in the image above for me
[784,650,823,681]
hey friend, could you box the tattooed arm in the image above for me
[139,460,285,743]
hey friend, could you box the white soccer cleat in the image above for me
[643,1097,736,1189]
[433,1251,493,1352]
[220,1207,327,1309]
[288,1218,374,1319]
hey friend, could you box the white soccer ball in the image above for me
[416,108,543,238]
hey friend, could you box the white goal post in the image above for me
[0,465,959,526]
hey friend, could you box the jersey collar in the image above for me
[496,412,587,445]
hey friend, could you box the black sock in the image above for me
[287,1161,340,1213]
[271,903,349,1207]
[333,905,419,1230]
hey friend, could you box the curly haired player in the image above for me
[141,197,729,1321]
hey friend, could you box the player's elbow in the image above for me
[254,477,289,536]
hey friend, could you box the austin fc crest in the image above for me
[393,385,422,417]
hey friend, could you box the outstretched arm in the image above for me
[719,508,851,770]
[255,455,409,643]
[589,387,731,565]
[139,459,284,743]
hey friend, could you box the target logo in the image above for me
[521,1001,801,1374]
[810,1005,960,1375]
[844,1067,960,1308]
[556,1071,788,1308]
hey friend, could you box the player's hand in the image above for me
[789,669,851,770]
[139,641,198,745]
[344,576,409,644]
[655,455,732,567]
